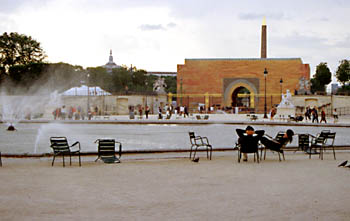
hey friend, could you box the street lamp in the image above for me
[264,68,268,119]
[145,81,148,107]
[280,78,283,100]
[87,73,90,119]
[180,77,183,106]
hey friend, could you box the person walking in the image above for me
[312,108,318,123]
[320,108,327,123]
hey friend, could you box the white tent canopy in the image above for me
[61,85,111,96]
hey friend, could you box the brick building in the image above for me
[176,21,310,113]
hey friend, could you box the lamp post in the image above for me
[264,68,268,119]
[180,77,183,106]
[87,73,90,119]
[280,78,283,94]
[145,81,148,107]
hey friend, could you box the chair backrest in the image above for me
[97,139,116,159]
[298,134,309,150]
[196,115,201,120]
[50,137,69,152]
[189,132,196,144]
[325,132,336,145]
[275,132,285,143]
[314,133,327,145]
[204,115,209,120]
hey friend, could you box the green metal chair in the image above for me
[95,139,122,163]
[189,132,212,160]
[50,137,81,167]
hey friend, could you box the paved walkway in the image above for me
[1,152,350,220]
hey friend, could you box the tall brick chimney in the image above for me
[261,17,267,58]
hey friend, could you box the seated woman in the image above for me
[260,129,294,153]
[236,126,264,161]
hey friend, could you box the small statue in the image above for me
[153,77,167,94]
[278,90,294,108]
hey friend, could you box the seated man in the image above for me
[236,126,264,161]
[260,129,294,153]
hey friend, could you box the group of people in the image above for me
[52,105,98,120]
[304,106,338,123]
[133,104,191,120]
[237,125,294,161]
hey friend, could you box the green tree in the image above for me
[43,62,84,92]
[0,32,46,76]
[310,62,332,93]
[336,59,350,86]
[6,62,45,94]
[4,62,84,94]
[164,76,177,94]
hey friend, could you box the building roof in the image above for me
[185,58,303,61]
[61,85,111,96]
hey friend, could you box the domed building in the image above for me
[103,50,121,73]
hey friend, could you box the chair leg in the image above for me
[254,154,256,162]
[264,148,267,160]
[70,154,72,166]
[0,152,2,167]
[278,152,281,161]
[332,147,336,160]
[189,146,193,159]
[193,147,198,160]
[256,152,259,163]
[309,147,312,159]
[52,155,56,166]
[238,150,241,163]
[79,152,81,166]
[282,152,285,161]
[207,145,212,160]
[62,154,65,167]
[210,146,212,160]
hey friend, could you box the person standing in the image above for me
[158,106,163,119]
[61,105,66,120]
[333,108,338,123]
[145,105,150,119]
[184,105,189,118]
[311,107,319,123]
[270,106,276,120]
[304,106,311,121]
[320,108,327,123]
[138,106,143,119]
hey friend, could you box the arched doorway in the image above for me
[231,86,251,108]
[223,79,258,109]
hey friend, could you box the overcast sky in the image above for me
[1,0,349,82]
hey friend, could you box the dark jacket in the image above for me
[236,129,264,153]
